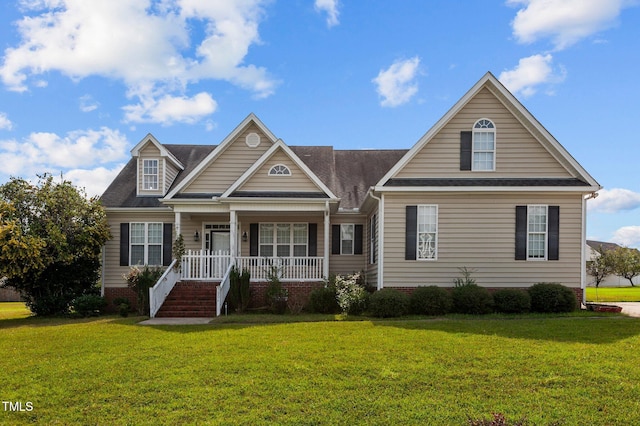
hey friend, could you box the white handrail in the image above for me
[149,259,180,318]
[216,263,234,316]
[181,250,232,281]
[235,256,324,281]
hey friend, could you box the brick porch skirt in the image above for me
[104,287,139,313]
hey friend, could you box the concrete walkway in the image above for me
[139,317,213,325]
[612,303,640,318]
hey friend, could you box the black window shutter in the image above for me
[308,223,317,256]
[162,223,173,266]
[460,131,472,171]
[120,223,130,266]
[405,206,417,260]
[515,206,527,260]
[548,206,560,261]
[354,224,364,255]
[332,225,341,255]
[250,223,259,257]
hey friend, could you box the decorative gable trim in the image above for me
[375,72,600,191]
[221,139,338,200]
[165,113,277,199]
[131,133,184,171]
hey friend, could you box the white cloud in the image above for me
[64,165,125,198]
[499,54,564,97]
[588,188,640,213]
[315,0,340,27]
[0,0,275,123]
[612,226,640,248]
[0,112,12,130]
[0,127,129,177]
[508,0,630,50]
[123,91,217,125]
[79,95,99,113]
[373,57,421,108]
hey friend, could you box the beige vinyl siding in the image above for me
[239,150,321,193]
[137,143,164,196]
[395,88,572,179]
[382,192,584,289]
[103,210,174,289]
[164,161,180,194]
[237,214,325,259]
[183,124,273,194]
[329,215,368,277]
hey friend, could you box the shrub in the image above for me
[452,284,494,315]
[369,289,410,318]
[409,286,452,316]
[454,266,477,287]
[123,266,164,315]
[493,289,531,314]
[308,286,340,314]
[265,266,288,314]
[528,283,577,313]
[334,272,368,315]
[229,266,251,313]
[113,297,132,317]
[72,294,107,317]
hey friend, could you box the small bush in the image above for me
[452,284,494,315]
[409,286,452,316]
[113,297,132,317]
[308,286,340,314]
[528,283,577,313]
[334,273,368,315]
[369,289,410,318]
[72,294,107,317]
[493,289,531,314]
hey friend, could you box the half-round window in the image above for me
[268,164,291,176]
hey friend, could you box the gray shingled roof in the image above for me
[101,142,407,210]
[100,144,215,208]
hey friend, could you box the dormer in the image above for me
[131,134,184,197]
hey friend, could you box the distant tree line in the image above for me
[587,245,640,287]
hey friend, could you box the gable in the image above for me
[395,87,571,179]
[181,123,275,195]
[235,149,324,194]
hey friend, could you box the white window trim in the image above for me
[259,223,308,257]
[340,224,355,255]
[130,222,163,266]
[268,164,292,176]
[417,205,438,261]
[472,118,496,172]
[527,205,548,261]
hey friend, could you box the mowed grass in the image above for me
[1,308,640,425]
[0,302,32,320]
[586,286,640,302]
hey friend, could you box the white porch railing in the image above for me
[149,259,180,318]
[181,250,232,281]
[236,256,324,281]
[216,263,234,316]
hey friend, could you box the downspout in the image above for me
[582,191,599,305]
[368,189,384,290]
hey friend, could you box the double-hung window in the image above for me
[340,224,354,255]
[130,222,163,265]
[527,205,548,260]
[259,223,308,257]
[143,159,159,190]
[472,119,495,171]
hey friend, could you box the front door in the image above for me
[205,225,231,278]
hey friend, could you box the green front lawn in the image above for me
[1,311,639,425]
[586,286,640,302]
[0,302,31,320]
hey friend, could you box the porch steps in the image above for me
[155,281,219,318]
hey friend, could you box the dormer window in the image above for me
[472,119,495,171]
[143,159,159,190]
[269,164,291,176]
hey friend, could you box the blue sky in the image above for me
[0,0,639,247]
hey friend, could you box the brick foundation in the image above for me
[248,281,325,310]
[104,287,139,313]
[387,285,584,305]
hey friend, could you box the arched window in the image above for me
[268,164,291,176]
[472,119,496,171]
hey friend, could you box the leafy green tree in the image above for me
[609,246,640,287]
[0,175,111,315]
[586,245,614,288]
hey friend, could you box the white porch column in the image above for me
[230,209,237,257]
[174,211,182,239]
[324,202,330,279]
